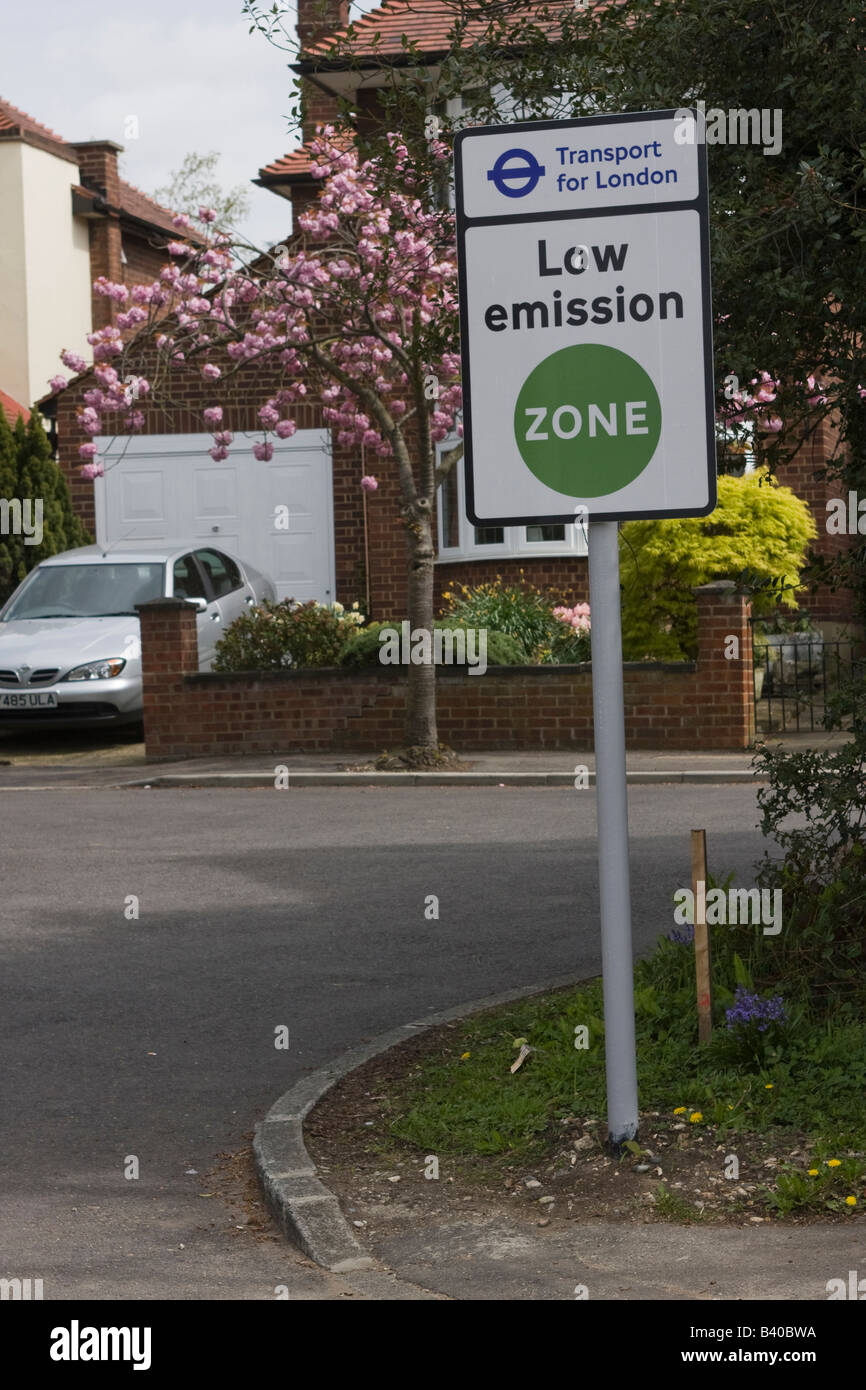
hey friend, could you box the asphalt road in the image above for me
[0,784,770,1299]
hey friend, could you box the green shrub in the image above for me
[213,598,361,671]
[619,469,816,661]
[0,405,90,604]
[339,618,526,668]
[751,734,866,1009]
[440,575,576,660]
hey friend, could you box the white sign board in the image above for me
[454,111,716,524]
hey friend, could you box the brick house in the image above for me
[50,0,856,631]
[0,97,179,421]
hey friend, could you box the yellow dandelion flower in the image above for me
[460,1051,470,1060]
[764,1083,774,1090]
[689,1112,703,1124]
[808,1169,819,1177]
[827,1158,841,1168]
[673,1107,686,1115]
[845,1196,857,1207]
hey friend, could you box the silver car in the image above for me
[0,542,275,728]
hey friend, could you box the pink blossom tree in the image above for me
[51,129,462,759]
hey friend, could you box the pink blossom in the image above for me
[253,442,274,462]
[554,604,591,633]
[203,406,223,427]
[258,403,280,429]
[80,461,104,480]
[360,475,378,493]
[275,419,297,439]
[198,207,217,224]
[116,307,148,330]
[209,445,229,461]
[48,375,68,392]
[60,349,88,374]
[213,431,233,447]
[201,363,222,381]
[78,407,101,435]
[172,213,193,230]
[167,241,188,257]
[93,277,129,304]
[78,442,98,459]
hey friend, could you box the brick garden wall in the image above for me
[136,581,754,758]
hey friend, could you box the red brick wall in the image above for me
[775,413,857,625]
[136,582,754,757]
[122,231,173,293]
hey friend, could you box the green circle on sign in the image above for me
[514,343,661,497]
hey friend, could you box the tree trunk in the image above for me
[403,502,438,751]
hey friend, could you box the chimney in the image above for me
[297,2,349,143]
[73,139,123,207]
[297,0,350,52]
[73,141,124,329]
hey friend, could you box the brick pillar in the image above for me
[775,412,857,628]
[694,580,754,748]
[73,140,124,330]
[136,598,198,759]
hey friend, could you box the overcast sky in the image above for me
[5,0,380,249]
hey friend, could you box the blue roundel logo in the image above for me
[487,148,545,198]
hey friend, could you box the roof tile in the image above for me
[0,388,31,425]
[303,0,571,59]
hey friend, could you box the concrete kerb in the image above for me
[119,769,765,789]
[253,972,583,1276]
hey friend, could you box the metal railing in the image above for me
[751,619,866,733]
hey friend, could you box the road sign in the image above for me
[454,110,716,525]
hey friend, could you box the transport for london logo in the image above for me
[487,148,545,197]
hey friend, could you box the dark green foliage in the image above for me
[0,405,90,605]
[0,406,18,602]
[338,618,527,668]
[751,735,866,1008]
[212,598,355,671]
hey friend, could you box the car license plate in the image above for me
[0,691,58,708]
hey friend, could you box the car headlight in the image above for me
[64,658,127,681]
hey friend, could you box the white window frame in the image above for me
[435,436,588,564]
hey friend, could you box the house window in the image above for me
[436,437,588,563]
[439,466,460,549]
[525,524,566,542]
[474,526,505,546]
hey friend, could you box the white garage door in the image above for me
[93,430,335,603]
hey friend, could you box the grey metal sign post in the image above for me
[454,110,714,1149]
[587,520,639,1142]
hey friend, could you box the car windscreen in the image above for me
[1,563,165,619]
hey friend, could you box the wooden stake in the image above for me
[691,829,713,1042]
